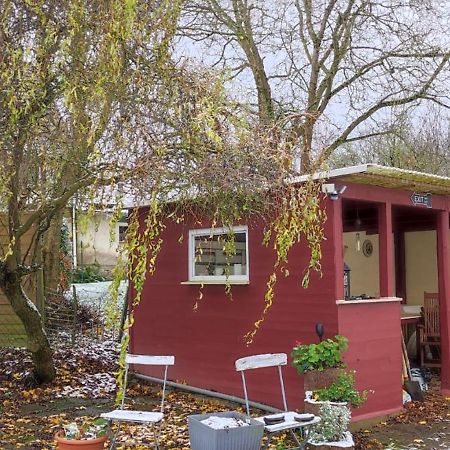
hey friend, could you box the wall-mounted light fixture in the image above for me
[321,183,347,201]
[315,323,325,342]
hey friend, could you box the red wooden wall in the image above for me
[130,207,339,410]
[338,301,403,421]
[128,179,450,420]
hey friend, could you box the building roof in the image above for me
[292,164,450,196]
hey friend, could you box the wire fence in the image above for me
[0,281,128,349]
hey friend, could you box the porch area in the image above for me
[329,176,450,397]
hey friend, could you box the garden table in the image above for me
[254,412,321,450]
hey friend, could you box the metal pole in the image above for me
[72,285,78,346]
[117,285,130,343]
[72,198,78,270]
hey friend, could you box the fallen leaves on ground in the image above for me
[354,380,450,450]
[0,335,259,449]
[1,336,449,450]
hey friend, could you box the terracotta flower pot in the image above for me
[303,368,345,392]
[54,431,108,450]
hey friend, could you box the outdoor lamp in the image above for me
[344,263,351,300]
[315,323,325,342]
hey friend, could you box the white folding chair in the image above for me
[235,353,320,450]
[101,354,175,449]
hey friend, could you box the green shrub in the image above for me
[313,371,367,408]
[71,263,106,283]
[291,335,348,374]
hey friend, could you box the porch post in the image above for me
[437,210,450,394]
[332,198,344,300]
[394,230,406,302]
[378,202,394,297]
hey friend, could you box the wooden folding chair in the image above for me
[419,292,440,368]
[235,353,320,450]
[101,354,175,449]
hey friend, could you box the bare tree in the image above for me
[180,0,450,170]
[1,0,325,383]
[330,106,450,176]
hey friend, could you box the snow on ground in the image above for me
[70,281,128,310]
[70,281,128,304]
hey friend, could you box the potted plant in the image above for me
[54,417,108,450]
[305,371,367,416]
[291,335,348,391]
[306,403,354,450]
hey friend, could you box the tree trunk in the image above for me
[301,125,313,172]
[1,269,56,383]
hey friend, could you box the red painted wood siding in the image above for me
[337,301,403,421]
[128,179,450,419]
[130,207,339,410]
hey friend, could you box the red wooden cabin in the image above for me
[129,164,450,421]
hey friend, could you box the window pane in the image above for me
[193,232,247,277]
[118,225,127,243]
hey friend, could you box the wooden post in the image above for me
[394,230,406,303]
[332,198,344,301]
[378,202,394,297]
[437,210,450,394]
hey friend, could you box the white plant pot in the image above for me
[307,431,355,450]
[304,398,348,416]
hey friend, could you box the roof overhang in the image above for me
[292,164,450,196]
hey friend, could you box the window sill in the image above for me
[181,280,250,285]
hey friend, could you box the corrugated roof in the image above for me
[293,164,450,195]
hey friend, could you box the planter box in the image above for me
[306,431,355,450]
[304,368,345,392]
[188,411,264,450]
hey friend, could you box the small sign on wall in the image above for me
[411,192,432,208]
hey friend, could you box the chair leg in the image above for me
[108,421,121,450]
[154,424,159,450]
[289,429,302,447]
[153,421,163,450]
[263,432,273,450]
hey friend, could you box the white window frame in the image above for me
[188,225,249,283]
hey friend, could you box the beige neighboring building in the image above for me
[69,211,127,276]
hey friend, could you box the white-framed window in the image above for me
[188,225,249,283]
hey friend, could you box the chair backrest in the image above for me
[423,292,440,338]
[121,354,175,412]
[235,353,288,416]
